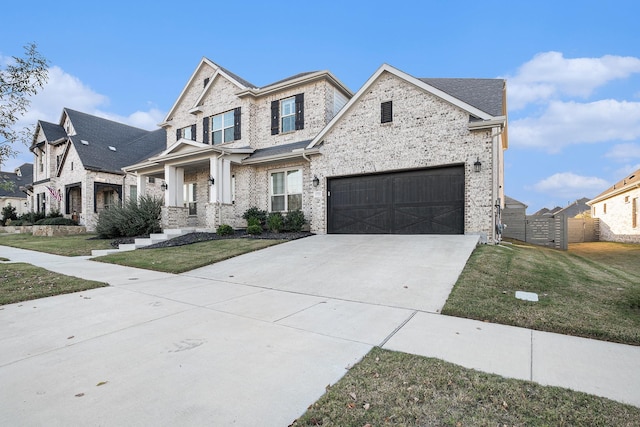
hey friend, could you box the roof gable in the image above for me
[162,58,255,125]
[308,64,504,148]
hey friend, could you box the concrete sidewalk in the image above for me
[1,237,639,426]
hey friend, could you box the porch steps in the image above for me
[90,228,199,257]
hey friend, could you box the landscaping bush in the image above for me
[95,195,163,238]
[47,209,63,218]
[242,207,267,226]
[246,216,261,227]
[18,211,45,225]
[216,224,234,236]
[284,209,306,232]
[246,224,263,235]
[266,211,284,233]
[1,205,18,226]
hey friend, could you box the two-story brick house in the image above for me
[29,108,165,229]
[126,58,508,242]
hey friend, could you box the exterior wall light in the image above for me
[208,176,215,185]
[312,175,320,187]
[161,182,168,191]
[474,157,482,173]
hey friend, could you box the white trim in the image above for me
[236,70,353,99]
[269,167,303,212]
[307,63,496,149]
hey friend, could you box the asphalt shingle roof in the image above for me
[0,163,33,198]
[591,168,640,201]
[419,78,505,117]
[248,140,312,160]
[63,109,166,174]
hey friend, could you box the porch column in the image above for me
[136,174,147,201]
[209,157,218,203]
[221,159,232,204]
[164,165,185,206]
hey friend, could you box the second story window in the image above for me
[176,124,196,141]
[212,111,235,144]
[271,93,304,135]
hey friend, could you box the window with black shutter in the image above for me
[295,93,304,130]
[381,101,393,123]
[203,117,209,144]
[176,128,182,141]
[190,124,196,140]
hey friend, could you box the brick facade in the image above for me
[591,187,640,243]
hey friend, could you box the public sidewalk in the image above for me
[1,238,639,426]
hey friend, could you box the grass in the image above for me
[94,238,284,273]
[0,233,112,256]
[442,241,640,345]
[0,262,107,305]
[293,347,640,426]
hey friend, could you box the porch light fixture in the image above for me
[312,175,320,187]
[161,182,168,191]
[208,176,215,185]
[474,157,482,173]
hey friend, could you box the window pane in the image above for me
[224,127,234,142]
[212,115,222,130]
[287,170,302,194]
[212,130,222,145]
[183,127,192,140]
[281,98,294,115]
[288,194,302,211]
[271,195,284,211]
[223,111,234,127]
[271,172,284,194]
[282,115,295,133]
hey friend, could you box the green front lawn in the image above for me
[0,233,112,256]
[442,241,640,345]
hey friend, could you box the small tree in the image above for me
[1,204,17,225]
[0,43,48,169]
[96,195,162,238]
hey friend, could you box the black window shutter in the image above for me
[381,101,393,123]
[295,93,304,130]
[203,117,209,144]
[176,128,182,140]
[190,124,196,140]
[271,100,279,135]
[234,107,241,140]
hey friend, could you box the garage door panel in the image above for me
[328,166,464,235]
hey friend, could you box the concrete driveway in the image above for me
[0,234,477,426]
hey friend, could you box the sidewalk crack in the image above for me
[378,310,417,347]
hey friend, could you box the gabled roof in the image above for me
[504,195,527,208]
[588,168,640,205]
[555,197,591,218]
[242,140,316,165]
[307,64,506,149]
[420,78,505,117]
[0,163,33,198]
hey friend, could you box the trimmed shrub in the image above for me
[95,195,163,238]
[18,211,45,225]
[267,212,284,233]
[47,209,63,218]
[284,209,306,232]
[246,224,262,235]
[242,207,267,226]
[1,205,17,226]
[34,217,78,226]
[217,224,234,236]
[247,216,261,227]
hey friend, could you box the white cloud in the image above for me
[605,142,640,161]
[506,52,640,110]
[3,66,165,170]
[510,99,640,152]
[532,172,609,199]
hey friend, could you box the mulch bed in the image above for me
[110,231,313,249]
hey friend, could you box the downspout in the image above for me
[492,126,505,244]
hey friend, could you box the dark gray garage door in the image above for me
[327,166,464,234]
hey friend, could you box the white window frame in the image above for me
[280,97,295,133]
[184,183,197,216]
[270,168,302,212]
[211,111,235,144]
[182,126,193,141]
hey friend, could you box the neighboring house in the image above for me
[555,197,590,218]
[126,59,508,242]
[0,163,33,217]
[588,169,640,243]
[502,196,527,241]
[28,109,165,230]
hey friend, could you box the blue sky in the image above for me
[2,0,639,213]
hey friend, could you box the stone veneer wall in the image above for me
[592,187,640,243]
[162,206,189,229]
[32,225,87,236]
[306,71,498,240]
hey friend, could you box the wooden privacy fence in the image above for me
[567,217,599,243]
[524,215,568,250]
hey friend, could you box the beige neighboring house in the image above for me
[126,58,508,242]
[0,163,33,217]
[588,168,640,243]
[28,109,166,230]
